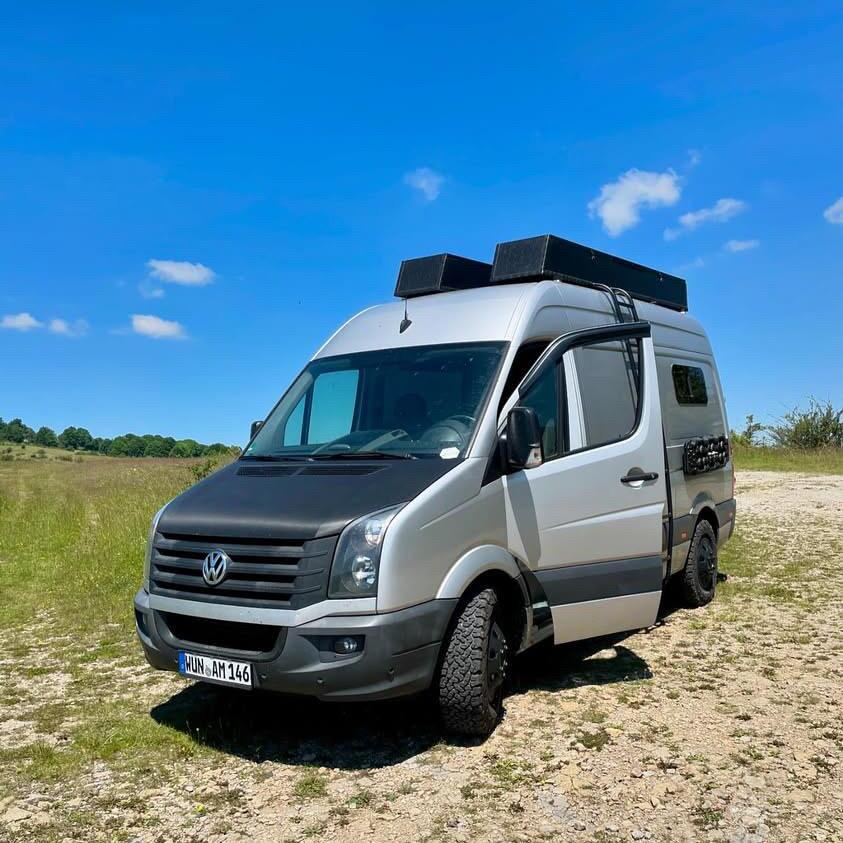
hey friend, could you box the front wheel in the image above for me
[438,588,509,737]
[681,519,718,607]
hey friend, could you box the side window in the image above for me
[518,363,560,458]
[672,364,708,405]
[282,395,305,446]
[573,339,641,448]
[306,369,359,444]
[498,340,551,417]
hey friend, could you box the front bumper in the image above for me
[134,589,456,702]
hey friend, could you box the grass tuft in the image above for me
[293,769,329,799]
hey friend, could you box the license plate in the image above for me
[178,651,253,688]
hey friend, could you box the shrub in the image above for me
[767,399,843,449]
[730,414,764,447]
[189,457,220,482]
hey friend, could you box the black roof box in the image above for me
[491,234,687,311]
[395,253,492,299]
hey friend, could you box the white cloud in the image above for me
[147,259,215,286]
[824,196,843,224]
[665,197,746,240]
[687,149,702,168]
[49,318,89,337]
[403,167,445,201]
[131,314,187,340]
[1,312,42,331]
[588,168,681,236]
[724,238,759,253]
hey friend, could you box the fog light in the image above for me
[333,637,359,655]
[135,609,149,638]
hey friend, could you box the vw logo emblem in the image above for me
[202,549,230,587]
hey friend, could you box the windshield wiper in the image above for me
[309,450,418,461]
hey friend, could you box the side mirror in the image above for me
[505,406,544,471]
[250,420,263,439]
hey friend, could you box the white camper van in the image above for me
[135,234,735,737]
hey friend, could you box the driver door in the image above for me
[502,322,667,644]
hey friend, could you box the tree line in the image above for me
[0,417,238,458]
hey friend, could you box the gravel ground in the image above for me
[2,469,841,842]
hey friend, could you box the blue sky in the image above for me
[1,2,841,444]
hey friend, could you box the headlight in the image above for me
[143,504,169,588]
[328,505,403,598]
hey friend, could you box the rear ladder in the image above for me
[591,283,641,387]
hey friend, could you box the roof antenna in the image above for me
[399,298,412,333]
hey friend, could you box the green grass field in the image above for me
[0,455,194,632]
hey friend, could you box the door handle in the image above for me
[621,471,659,484]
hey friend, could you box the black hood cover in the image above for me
[158,459,458,541]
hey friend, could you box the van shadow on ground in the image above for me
[150,611,677,769]
[517,587,693,694]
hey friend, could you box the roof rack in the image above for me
[491,234,687,312]
[394,253,492,299]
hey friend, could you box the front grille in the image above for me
[150,532,337,610]
[158,611,282,653]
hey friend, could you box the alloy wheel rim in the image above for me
[697,536,716,590]
[487,620,508,704]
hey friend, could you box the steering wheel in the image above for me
[420,415,474,449]
[311,429,411,455]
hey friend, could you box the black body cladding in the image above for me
[491,234,688,312]
[394,253,493,299]
[158,459,458,541]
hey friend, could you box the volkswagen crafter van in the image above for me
[135,234,736,736]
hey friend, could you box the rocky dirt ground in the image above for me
[1,470,841,843]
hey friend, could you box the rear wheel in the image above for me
[438,588,509,737]
[681,519,718,607]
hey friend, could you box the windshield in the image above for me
[244,342,505,460]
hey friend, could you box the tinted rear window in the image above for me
[672,365,708,405]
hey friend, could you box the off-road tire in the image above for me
[438,587,509,738]
[682,519,718,607]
